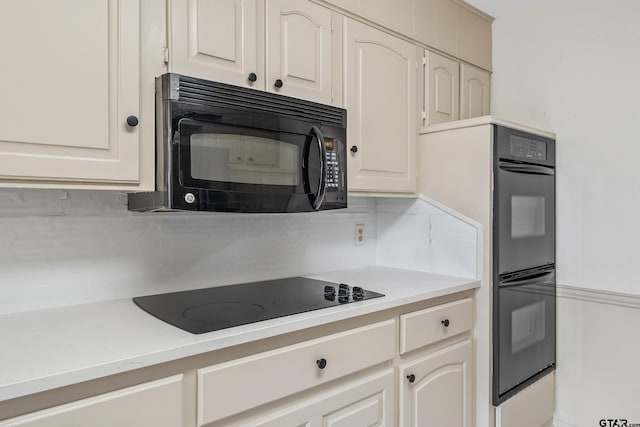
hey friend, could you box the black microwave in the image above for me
[128,73,347,213]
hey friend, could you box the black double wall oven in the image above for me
[493,125,556,405]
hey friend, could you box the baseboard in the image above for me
[553,417,578,427]
[556,284,640,310]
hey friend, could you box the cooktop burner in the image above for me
[133,277,384,334]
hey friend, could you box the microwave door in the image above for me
[302,126,328,210]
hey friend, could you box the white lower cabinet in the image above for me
[0,375,183,427]
[399,339,473,427]
[197,319,396,426]
[225,369,395,427]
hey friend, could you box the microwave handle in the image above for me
[310,126,327,210]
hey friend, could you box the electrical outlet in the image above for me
[354,224,365,246]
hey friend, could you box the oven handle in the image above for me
[499,161,555,176]
[499,269,555,288]
[310,125,327,210]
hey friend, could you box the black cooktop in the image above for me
[133,277,384,334]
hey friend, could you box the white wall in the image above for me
[0,189,377,314]
[490,0,640,425]
[491,0,640,295]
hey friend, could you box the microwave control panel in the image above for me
[324,139,342,190]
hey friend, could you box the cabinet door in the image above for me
[0,0,140,185]
[266,0,333,105]
[170,0,260,89]
[197,319,395,426]
[460,63,491,119]
[345,18,417,193]
[234,370,395,427]
[0,376,183,427]
[400,339,473,427]
[425,50,459,125]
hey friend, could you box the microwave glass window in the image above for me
[511,196,545,238]
[511,300,546,354]
[190,134,299,186]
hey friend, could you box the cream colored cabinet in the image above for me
[170,0,334,105]
[0,0,142,187]
[0,376,183,427]
[400,297,473,354]
[423,50,460,126]
[345,18,417,193]
[325,0,492,71]
[197,319,396,426]
[219,370,395,427]
[398,297,474,427]
[421,50,491,128]
[400,340,473,427]
[461,63,491,119]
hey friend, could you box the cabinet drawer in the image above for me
[400,298,472,354]
[0,376,183,427]
[197,319,396,426]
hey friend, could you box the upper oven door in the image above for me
[496,160,555,274]
[494,126,555,275]
[168,109,347,213]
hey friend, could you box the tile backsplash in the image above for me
[0,190,376,314]
[0,190,478,314]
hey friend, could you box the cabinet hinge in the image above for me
[331,17,334,32]
[422,55,427,66]
[162,47,169,65]
[421,111,427,123]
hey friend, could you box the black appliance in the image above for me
[128,73,348,213]
[493,125,556,405]
[133,277,384,334]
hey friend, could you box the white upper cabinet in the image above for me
[325,0,493,71]
[345,18,417,193]
[425,50,460,126]
[169,0,259,89]
[169,0,334,105]
[0,0,142,187]
[266,0,333,102]
[460,63,491,119]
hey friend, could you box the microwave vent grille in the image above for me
[164,74,345,127]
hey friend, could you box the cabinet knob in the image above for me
[274,79,283,88]
[407,374,416,383]
[350,145,358,153]
[316,358,327,369]
[126,115,139,127]
[442,319,450,327]
[248,72,257,82]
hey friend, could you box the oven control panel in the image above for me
[510,135,547,161]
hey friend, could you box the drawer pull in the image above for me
[442,319,450,327]
[406,374,416,383]
[316,358,327,369]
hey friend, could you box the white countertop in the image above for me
[0,266,478,402]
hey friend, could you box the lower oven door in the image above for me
[493,267,556,405]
